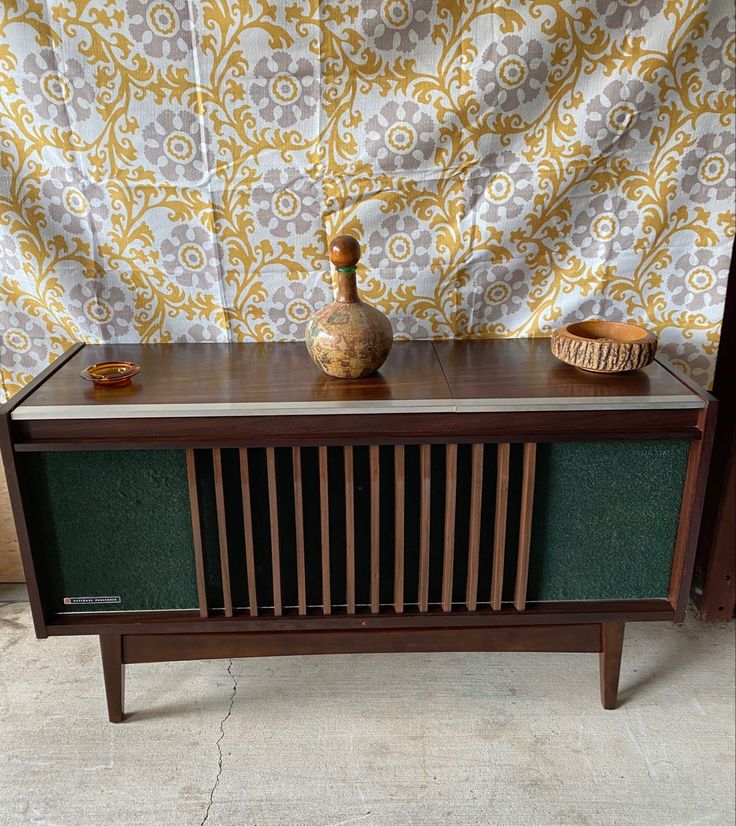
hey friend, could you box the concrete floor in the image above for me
[0,587,733,826]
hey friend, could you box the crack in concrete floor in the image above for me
[199,659,237,826]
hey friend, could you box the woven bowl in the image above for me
[551,320,657,373]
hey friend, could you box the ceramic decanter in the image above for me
[305,235,393,378]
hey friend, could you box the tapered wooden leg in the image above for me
[100,634,125,723]
[599,622,625,710]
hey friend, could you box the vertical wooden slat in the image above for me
[344,446,356,614]
[292,447,307,615]
[238,449,258,617]
[393,445,405,614]
[185,450,208,618]
[369,445,380,613]
[319,446,331,615]
[441,443,458,612]
[418,444,431,612]
[213,449,233,618]
[266,447,282,616]
[491,443,511,611]
[514,442,537,611]
[466,443,484,611]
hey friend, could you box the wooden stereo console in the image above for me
[0,339,715,721]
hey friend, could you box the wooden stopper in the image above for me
[551,320,657,373]
[329,235,361,269]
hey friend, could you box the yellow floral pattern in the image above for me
[1,0,734,398]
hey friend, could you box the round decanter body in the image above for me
[306,301,393,378]
[305,235,393,378]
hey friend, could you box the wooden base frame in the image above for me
[100,621,626,722]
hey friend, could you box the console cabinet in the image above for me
[0,339,715,721]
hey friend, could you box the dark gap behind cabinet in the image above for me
[221,448,248,610]
[243,448,275,610]
[300,446,323,609]
[378,445,396,607]
[194,449,224,610]
[476,443,499,607]
[274,447,298,610]
[352,446,371,608]
[427,444,447,606]
[451,444,473,605]
[327,446,347,609]
[402,445,421,608]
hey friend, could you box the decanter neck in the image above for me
[335,267,359,303]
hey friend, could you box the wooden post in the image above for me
[693,238,735,621]
[695,437,735,620]
[514,443,537,611]
[185,450,208,619]
[599,622,625,710]
[100,634,125,723]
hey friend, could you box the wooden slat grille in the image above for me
[213,448,233,617]
[465,443,484,611]
[238,448,258,617]
[491,443,511,611]
[441,443,457,612]
[514,442,537,611]
[292,447,307,615]
[185,449,208,618]
[195,442,536,617]
[266,447,282,616]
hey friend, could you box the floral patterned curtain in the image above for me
[0,0,734,399]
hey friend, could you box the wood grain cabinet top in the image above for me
[432,339,702,411]
[9,339,703,422]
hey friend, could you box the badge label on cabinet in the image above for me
[63,596,121,605]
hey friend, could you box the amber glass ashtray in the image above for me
[80,361,141,388]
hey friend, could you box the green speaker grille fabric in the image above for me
[526,440,689,601]
[20,450,198,613]
[20,439,689,617]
